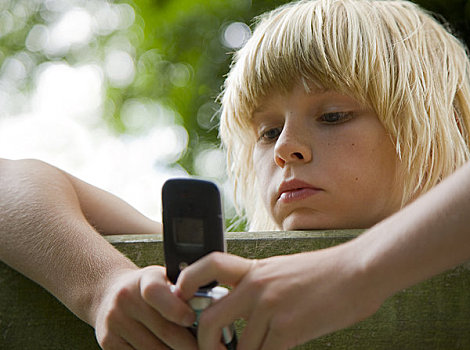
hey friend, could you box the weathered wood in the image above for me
[1,230,469,349]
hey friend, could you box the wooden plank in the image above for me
[1,230,469,349]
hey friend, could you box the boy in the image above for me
[176,0,470,349]
[1,0,470,349]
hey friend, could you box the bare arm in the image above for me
[0,159,196,349]
[176,161,470,350]
[61,165,161,235]
[0,158,135,319]
[358,159,470,302]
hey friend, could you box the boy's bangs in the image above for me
[236,0,373,120]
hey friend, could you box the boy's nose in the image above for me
[274,128,312,168]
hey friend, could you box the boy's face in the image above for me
[252,84,403,230]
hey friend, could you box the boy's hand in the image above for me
[93,266,197,350]
[176,250,383,350]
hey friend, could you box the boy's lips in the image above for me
[277,179,323,203]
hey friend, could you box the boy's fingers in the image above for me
[123,320,170,350]
[176,252,254,300]
[139,266,196,327]
[259,328,292,350]
[196,285,252,350]
[135,297,198,350]
[237,308,270,350]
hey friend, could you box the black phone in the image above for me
[162,178,225,285]
[162,178,237,349]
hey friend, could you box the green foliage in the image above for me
[113,0,289,173]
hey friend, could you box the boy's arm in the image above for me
[61,165,161,235]
[0,158,196,349]
[358,159,470,303]
[176,161,470,350]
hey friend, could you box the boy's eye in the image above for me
[258,127,282,142]
[318,112,353,124]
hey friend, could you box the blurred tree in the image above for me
[114,0,301,174]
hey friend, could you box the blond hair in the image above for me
[219,0,470,231]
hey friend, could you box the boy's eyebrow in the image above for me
[252,88,333,117]
[252,105,274,122]
[251,101,273,119]
[251,89,363,122]
[253,105,267,115]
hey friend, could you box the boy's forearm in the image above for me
[0,159,138,324]
[356,161,470,303]
[64,171,161,235]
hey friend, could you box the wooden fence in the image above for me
[1,230,469,349]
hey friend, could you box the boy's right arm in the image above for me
[0,159,197,350]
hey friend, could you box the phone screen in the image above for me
[173,217,204,247]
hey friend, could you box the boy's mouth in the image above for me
[277,179,322,202]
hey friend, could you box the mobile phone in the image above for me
[162,178,237,349]
[162,178,225,285]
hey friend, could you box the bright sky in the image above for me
[0,60,190,221]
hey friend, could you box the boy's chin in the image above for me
[280,212,365,231]
[280,213,331,231]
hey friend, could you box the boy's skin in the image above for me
[0,158,197,349]
[251,85,403,230]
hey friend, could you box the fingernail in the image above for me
[171,285,183,298]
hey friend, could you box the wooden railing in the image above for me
[1,230,469,349]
